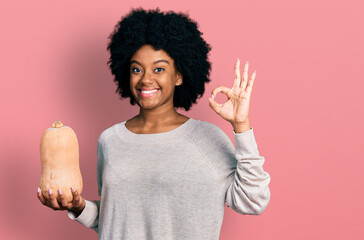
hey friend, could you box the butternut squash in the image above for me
[39,120,83,203]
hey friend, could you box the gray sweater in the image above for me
[67,118,271,239]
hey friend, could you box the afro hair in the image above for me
[106,7,212,111]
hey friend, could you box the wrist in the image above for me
[71,200,86,217]
[231,121,251,133]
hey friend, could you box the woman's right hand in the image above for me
[37,187,86,217]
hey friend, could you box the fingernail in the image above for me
[37,187,40,193]
[71,187,76,192]
[247,61,249,65]
[58,189,62,195]
[49,189,52,195]
[211,94,214,99]
[237,58,240,62]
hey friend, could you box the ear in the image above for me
[176,71,183,86]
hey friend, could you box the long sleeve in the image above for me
[190,121,271,216]
[67,200,100,231]
[225,128,271,215]
[66,135,104,233]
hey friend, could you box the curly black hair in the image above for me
[106,7,212,111]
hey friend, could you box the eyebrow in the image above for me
[130,59,170,65]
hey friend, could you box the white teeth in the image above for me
[141,89,158,94]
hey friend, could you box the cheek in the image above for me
[129,79,138,97]
[129,77,137,88]
[161,74,176,88]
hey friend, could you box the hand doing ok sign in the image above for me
[208,58,256,127]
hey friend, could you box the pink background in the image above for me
[1,0,363,239]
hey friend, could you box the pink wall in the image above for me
[1,0,363,239]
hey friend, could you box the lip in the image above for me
[138,88,160,98]
[139,88,159,91]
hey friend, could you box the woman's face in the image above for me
[129,44,183,111]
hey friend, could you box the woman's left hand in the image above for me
[208,58,256,130]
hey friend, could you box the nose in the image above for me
[140,70,153,84]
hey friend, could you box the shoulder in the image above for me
[188,119,232,146]
[198,120,225,133]
[187,120,236,170]
[97,121,124,145]
[195,120,228,137]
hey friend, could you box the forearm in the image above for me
[226,127,271,215]
[67,199,100,233]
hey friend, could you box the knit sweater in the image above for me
[67,118,271,240]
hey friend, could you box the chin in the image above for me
[137,101,159,110]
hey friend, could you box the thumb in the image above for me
[208,97,220,115]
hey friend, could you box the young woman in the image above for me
[37,7,271,239]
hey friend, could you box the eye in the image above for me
[155,67,164,73]
[131,67,141,73]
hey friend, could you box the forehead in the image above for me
[130,44,173,64]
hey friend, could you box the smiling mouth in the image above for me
[138,89,159,94]
[138,89,160,97]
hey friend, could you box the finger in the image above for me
[233,58,241,88]
[208,97,222,115]
[37,187,46,205]
[39,189,53,208]
[246,70,256,96]
[211,86,232,99]
[58,189,68,208]
[71,187,85,209]
[48,189,61,209]
[241,61,249,89]
[71,187,80,203]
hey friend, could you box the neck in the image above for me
[136,107,181,127]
